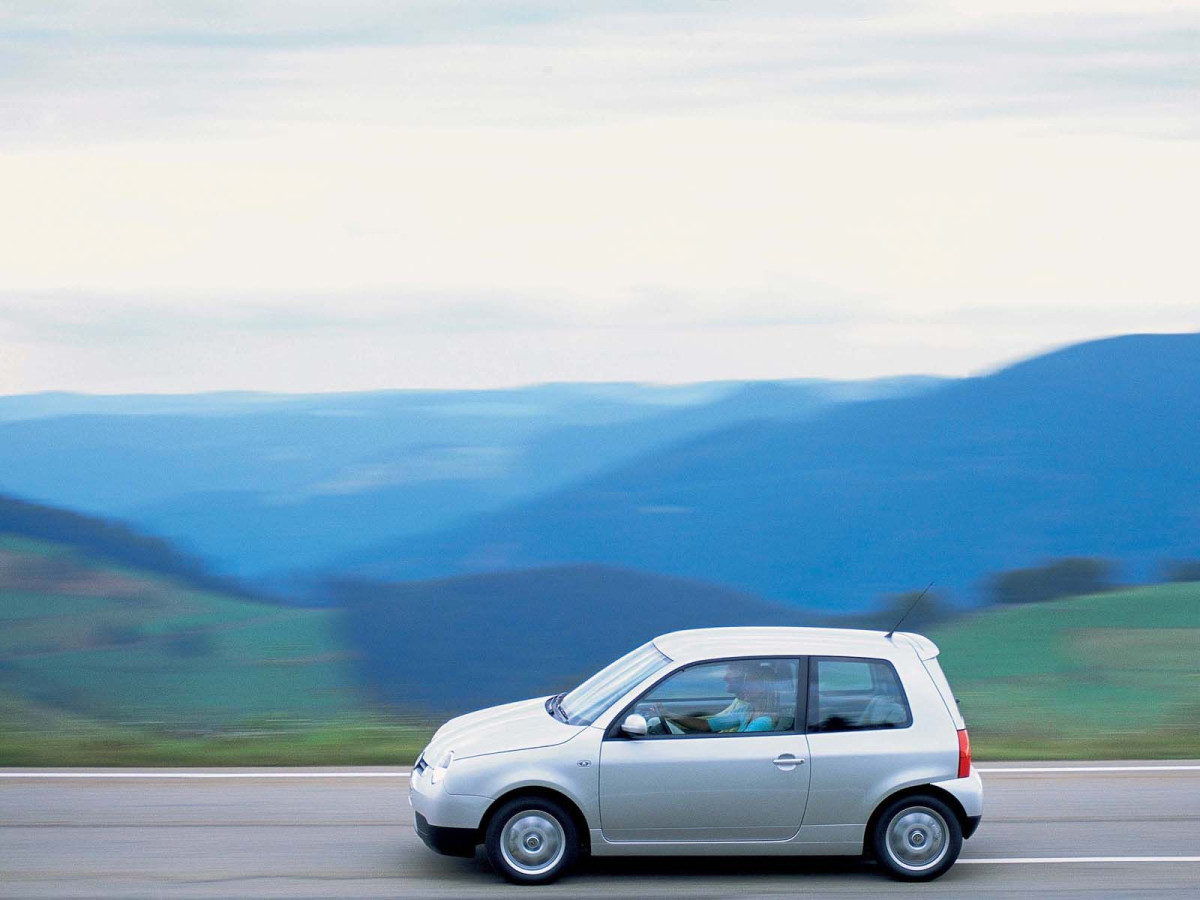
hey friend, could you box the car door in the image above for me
[598,657,811,843]
[801,656,930,839]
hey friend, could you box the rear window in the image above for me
[808,656,912,732]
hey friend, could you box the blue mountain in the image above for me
[334,565,814,712]
[0,379,934,574]
[347,334,1200,611]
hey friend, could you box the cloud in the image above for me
[2,1,1197,145]
[1,2,1197,393]
[0,284,866,345]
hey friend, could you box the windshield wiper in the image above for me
[546,692,568,723]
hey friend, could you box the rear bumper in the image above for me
[932,768,984,837]
[414,811,478,858]
[963,814,982,840]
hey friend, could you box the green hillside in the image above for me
[932,582,1200,759]
[0,689,429,767]
[0,534,358,724]
[4,522,1198,763]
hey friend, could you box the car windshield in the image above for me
[559,642,671,726]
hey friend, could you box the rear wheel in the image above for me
[484,796,579,885]
[871,794,962,881]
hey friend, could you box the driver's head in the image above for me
[723,661,760,694]
[726,660,786,704]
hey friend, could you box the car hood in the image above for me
[421,696,586,763]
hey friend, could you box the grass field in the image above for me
[3,531,1198,763]
[932,581,1200,758]
[0,691,431,766]
[0,535,360,724]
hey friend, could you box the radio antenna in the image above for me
[885,582,933,639]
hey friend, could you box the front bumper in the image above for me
[414,811,478,858]
[408,758,492,854]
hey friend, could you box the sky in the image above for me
[1,0,1197,394]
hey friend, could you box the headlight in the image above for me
[430,750,454,785]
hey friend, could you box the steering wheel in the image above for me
[633,703,663,734]
[649,702,672,734]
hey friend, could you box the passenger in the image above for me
[655,661,782,733]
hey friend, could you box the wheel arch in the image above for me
[862,784,968,856]
[481,786,592,853]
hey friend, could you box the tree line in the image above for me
[876,554,1200,629]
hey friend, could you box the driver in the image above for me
[656,661,780,733]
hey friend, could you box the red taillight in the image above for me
[957,728,972,779]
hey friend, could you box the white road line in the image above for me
[978,765,1200,773]
[2,764,1198,779]
[0,772,413,778]
[960,857,1200,864]
[0,763,1195,777]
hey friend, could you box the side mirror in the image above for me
[621,713,648,738]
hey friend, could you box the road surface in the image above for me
[2,762,1198,898]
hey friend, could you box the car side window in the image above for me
[630,658,799,736]
[808,657,912,733]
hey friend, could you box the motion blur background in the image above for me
[1,1,1198,765]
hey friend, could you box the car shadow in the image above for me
[582,854,876,879]
[448,847,879,881]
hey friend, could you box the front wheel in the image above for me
[871,794,962,881]
[484,797,579,885]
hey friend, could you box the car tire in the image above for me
[871,794,962,881]
[484,796,579,885]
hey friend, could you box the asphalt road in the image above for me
[1,762,1198,899]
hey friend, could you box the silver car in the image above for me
[410,626,983,884]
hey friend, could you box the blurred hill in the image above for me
[333,565,817,713]
[0,531,356,724]
[356,333,1200,610]
[931,580,1200,758]
[2,493,1198,761]
[0,493,242,595]
[336,565,1200,759]
[0,378,938,576]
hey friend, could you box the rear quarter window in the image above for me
[808,656,912,733]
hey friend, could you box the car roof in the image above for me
[652,626,939,663]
